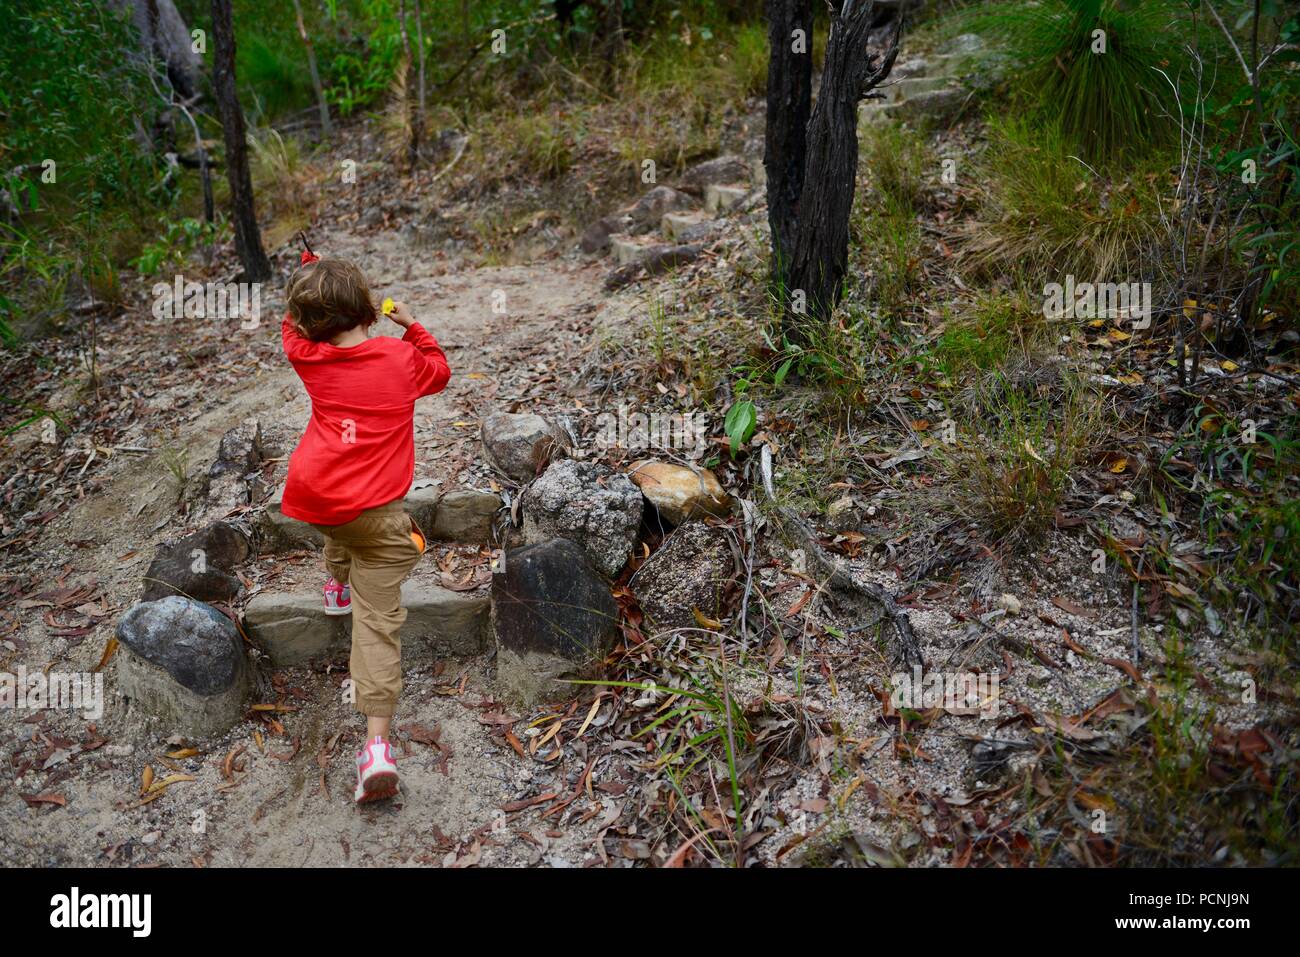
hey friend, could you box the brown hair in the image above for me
[287,258,378,342]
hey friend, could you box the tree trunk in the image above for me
[413,0,427,154]
[786,1,897,336]
[397,0,421,166]
[763,0,813,303]
[291,0,331,137]
[110,0,204,100]
[210,0,272,282]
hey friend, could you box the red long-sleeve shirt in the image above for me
[280,315,450,526]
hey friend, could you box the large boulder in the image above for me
[523,460,643,576]
[630,522,734,632]
[257,485,323,550]
[142,521,252,603]
[116,596,248,738]
[492,539,619,707]
[628,461,731,526]
[481,412,566,483]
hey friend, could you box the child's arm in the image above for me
[389,301,451,397]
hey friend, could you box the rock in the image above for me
[886,87,966,124]
[944,33,986,56]
[405,478,441,533]
[704,183,749,214]
[579,213,632,254]
[661,210,720,242]
[429,489,501,544]
[115,596,248,738]
[257,485,323,551]
[481,412,566,482]
[826,495,860,532]
[523,460,643,576]
[996,593,1022,616]
[245,581,490,666]
[610,234,662,266]
[679,155,750,196]
[626,186,695,234]
[402,580,491,657]
[244,591,346,666]
[209,420,263,479]
[603,242,704,291]
[142,521,252,603]
[627,461,730,526]
[629,522,733,632]
[492,539,618,707]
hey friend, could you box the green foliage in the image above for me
[962,113,1163,285]
[723,399,757,456]
[956,0,1190,162]
[932,293,1045,377]
[130,218,227,276]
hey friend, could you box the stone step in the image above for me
[884,86,966,124]
[884,74,952,103]
[244,573,491,667]
[705,183,749,214]
[660,210,720,242]
[257,483,500,552]
[609,233,665,266]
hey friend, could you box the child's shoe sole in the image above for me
[357,771,398,803]
[322,604,352,616]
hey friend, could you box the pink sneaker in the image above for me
[355,736,399,804]
[323,578,351,616]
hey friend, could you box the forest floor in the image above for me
[2,43,1297,867]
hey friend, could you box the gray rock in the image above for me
[579,213,633,254]
[944,33,986,56]
[492,539,618,707]
[523,460,643,576]
[630,522,734,632]
[402,581,491,658]
[481,412,566,483]
[142,521,252,603]
[244,591,345,666]
[406,479,441,534]
[627,186,695,235]
[603,242,704,292]
[245,582,489,667]
[886,87,966,124]
[257,485,323,551]
[209,419,263,480]
[116,596,248,738]
[679,155,750,196]
[429,489,501,544]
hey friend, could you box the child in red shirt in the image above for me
[280,253,449,804]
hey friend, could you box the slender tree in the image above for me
[780,0,897,337]
[763,0,813,301]
[291,0,331,137]
[210,0,271,281]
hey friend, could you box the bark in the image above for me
[291,0,331,137]
[397,0,421,166]
[209,0,271,282]
[762,0,813,301]
[786,1,898,336]
[109,0,203,100]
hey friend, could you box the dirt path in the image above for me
[0,219,636,868]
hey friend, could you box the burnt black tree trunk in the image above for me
[783,1,898,337]
[210,0,272,282]
[763,0,813,301]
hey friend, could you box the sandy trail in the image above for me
[0,222,633,868]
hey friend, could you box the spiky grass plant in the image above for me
[956,0,1187,162]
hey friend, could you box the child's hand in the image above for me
[387,300,415,329]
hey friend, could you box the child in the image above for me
[280,252,450,804]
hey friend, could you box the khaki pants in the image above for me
[312,500,424,718]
